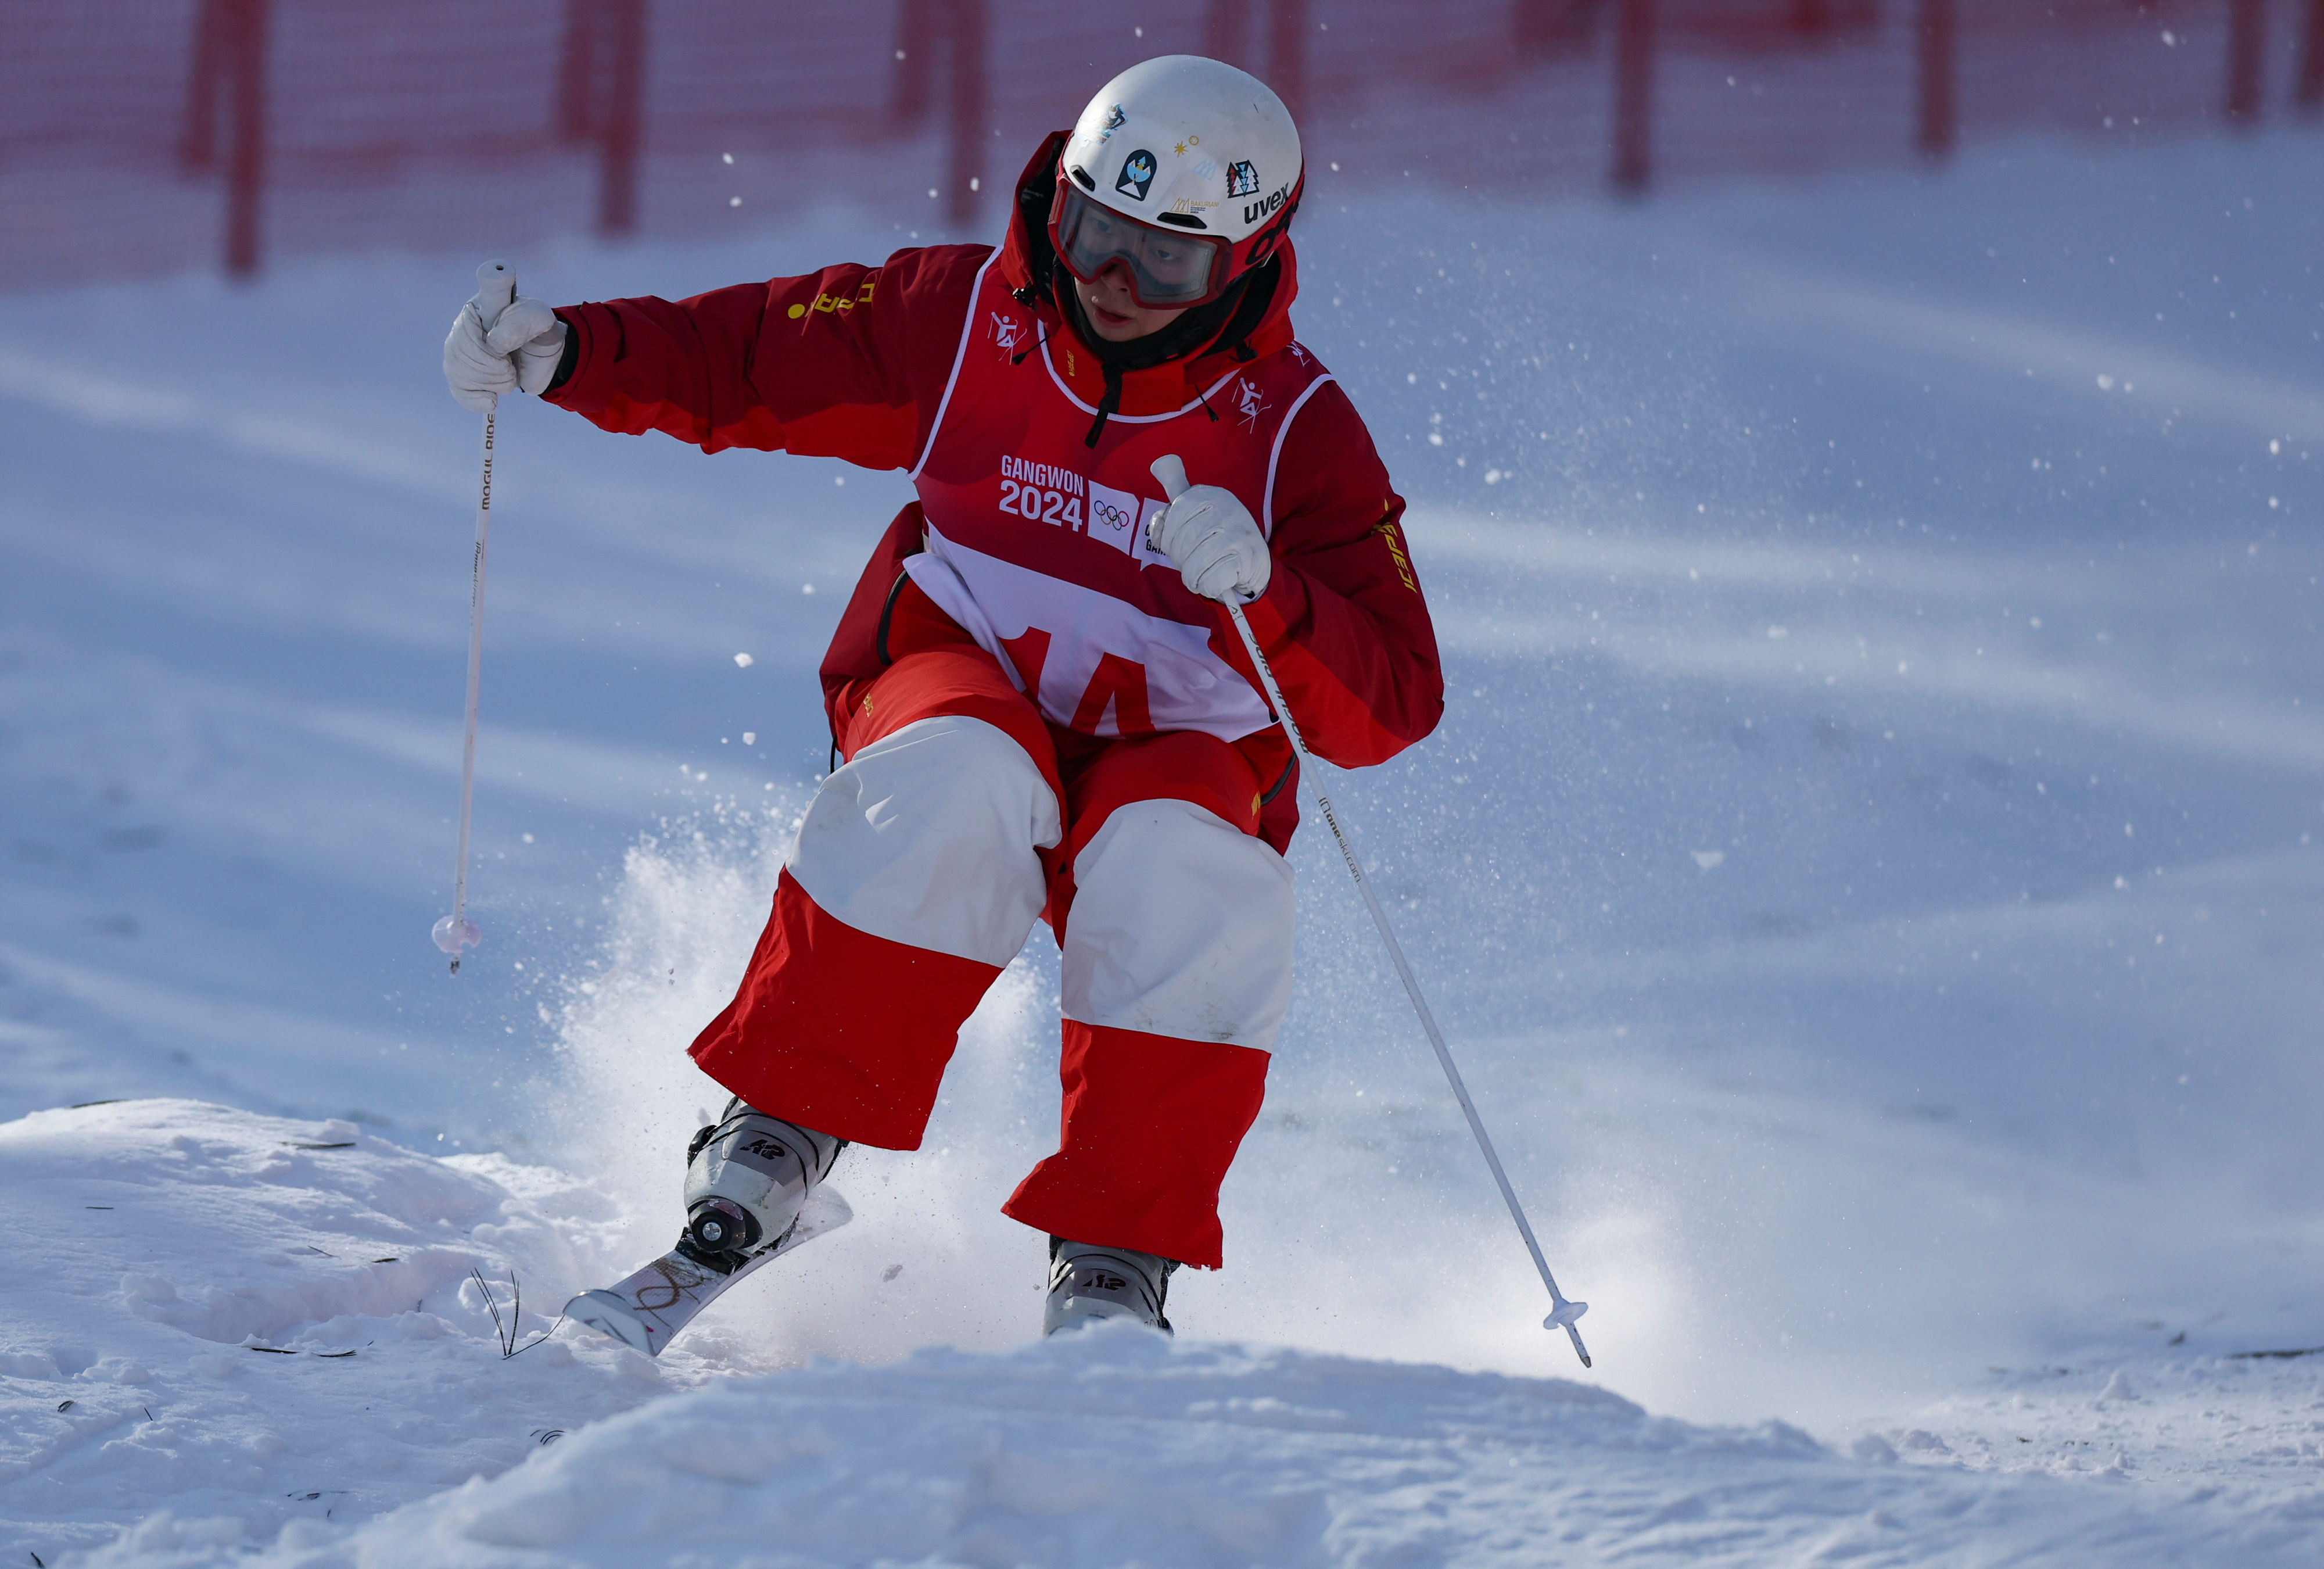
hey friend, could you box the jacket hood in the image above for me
[995,131,1300,421]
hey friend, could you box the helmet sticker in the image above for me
[1226,160,1261,198]
[1103,104,1126,131]
[1115,149,1157,200]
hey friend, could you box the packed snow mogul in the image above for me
[444,56,1442,1338]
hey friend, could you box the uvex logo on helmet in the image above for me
[1243,184,1292,226]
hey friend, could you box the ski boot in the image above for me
[679,1098,844,1274]
[1043,1235,1178,1336]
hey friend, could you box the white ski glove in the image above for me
[1145,483,1271,603]
[442,296,566,414]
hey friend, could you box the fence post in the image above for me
[179,1,224,171]
[1611,0,1654,192]
[2226,0,2265,123]
[180,0,271,278]
[891,0,937,127]
[1204,0,1244,65]
[556,0,597,145]
[1269,0,1310,113]
[598,0,646,234]
[945,0,987,228]
[2303,0,2324,107]
[1916,0,1956,159]
[223,0,269,279]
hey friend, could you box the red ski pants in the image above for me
[688,631,1294,1270]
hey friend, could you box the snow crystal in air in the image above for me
[733,653,753,667]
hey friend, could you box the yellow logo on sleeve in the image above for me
[788,277,878,320]
[1373,518,1418,592]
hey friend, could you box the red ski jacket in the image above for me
[544,137,1441,826]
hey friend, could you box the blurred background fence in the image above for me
[3,0,2319,288]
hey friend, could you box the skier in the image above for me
[443,55,1442,1335]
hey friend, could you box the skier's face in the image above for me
[1077,262,1189,343]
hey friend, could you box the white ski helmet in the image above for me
[1049,55,1304,309]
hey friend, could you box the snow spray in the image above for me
[1150,453,1593,1368]
[432,258,515,975]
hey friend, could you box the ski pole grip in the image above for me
[473,258,517,334]
[1149,454,1189,501]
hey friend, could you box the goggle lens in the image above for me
[1055,187,1229,308]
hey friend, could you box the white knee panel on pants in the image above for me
[786,715,1062,966]
[1061,799,1296,1050]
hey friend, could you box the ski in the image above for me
[563,1186,852,1356]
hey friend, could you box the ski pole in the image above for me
[432,257,515,976]
[1150,454,1592,1368]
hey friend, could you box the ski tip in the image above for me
[564,1289,661,1357]
[798,1185,854,1233]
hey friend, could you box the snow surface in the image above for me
[10,1101,2321,1567]
[2,121,2322,1564]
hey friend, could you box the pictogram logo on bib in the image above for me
[1235,378,1268,429]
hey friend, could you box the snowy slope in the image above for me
[0,1099,641,1561]
[2,120,2321,1564]
[9,1101,2321,1569]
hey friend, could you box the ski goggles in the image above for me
[1049,184,1233,309]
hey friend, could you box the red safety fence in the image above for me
[2,0,2318,289]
